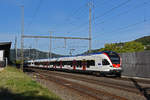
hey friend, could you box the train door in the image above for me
[82,60,87,71]
[101,59,110,71]
[46,62,49,68]
[73,60,76,70]
[94,58,102,71]
[60,61,62,69]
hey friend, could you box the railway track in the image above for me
[40,71,143,95]
[33,70,128,100]
[110,76,150,84]
[25,67,149,100]
[29,68,149,94]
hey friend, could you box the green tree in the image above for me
[122,41,144,53]
[99,41,144,53]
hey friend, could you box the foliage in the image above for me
[10,49,64,64]
[135,36,150,45]
[16,59,22,65]
[99,41,144,53]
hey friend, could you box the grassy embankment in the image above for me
[0,66,62,100]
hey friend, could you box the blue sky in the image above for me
[0,0,150,55]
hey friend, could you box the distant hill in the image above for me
[135,36,150,45]
[134,36,150,50]
[10,49,64,63]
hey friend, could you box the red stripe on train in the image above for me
[73,60,76,70]
[60,61,62,69]
[82,60,86,70]
[112,64,120,68]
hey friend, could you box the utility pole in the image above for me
[15,36,17,62]
[35,39,38,59]
[49,32,52,59]
[64,39,66,48]
[21,5,24,71]
[29,46,31,60]
[69,49,75,56]
[88,0,93,52]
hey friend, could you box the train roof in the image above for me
[63,51,116,57]
[26,51,117,62]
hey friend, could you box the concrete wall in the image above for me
[120,51,150,78]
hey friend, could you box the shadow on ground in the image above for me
[0,87,57,100]
[23,68,35,73]
[130,78,150,100]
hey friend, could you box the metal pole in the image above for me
[36,39,38,59]
[21,5,24,70]
[15,36,17,61]
[29,46,31,60]
[49,32,52,59]
[88,1,92,52]
[5,58,8,67]
[23,35,89,40]
[64,39,66,48]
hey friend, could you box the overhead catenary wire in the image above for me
[93,17,150,39]
[68,0,131,34]
[66,0,107,33]
[21,0,150,55]
[66,1,93,33]
[94,0,113,7]
[102,18,150,34]
[26,0,43,32]
[92,0,150,41]
[65,3,88,25]
[94,0,131,20]
[95,1,150,26]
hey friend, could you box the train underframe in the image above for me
[25,66,122,77]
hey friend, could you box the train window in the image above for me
[61,61,64,65]
[76,61,82,68]
[56,62,60,66]
[69,61,71,65]
[62,61,72,65]
[50,62,54,65]
[88,60,95,66]
[87,60,95,68]
[53,62,55,65]
[80,61,82,68]
[104,51,120,64]
[102,59,110,65]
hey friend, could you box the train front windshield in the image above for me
[105,52,120,64]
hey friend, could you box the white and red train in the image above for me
[25,51,122,77]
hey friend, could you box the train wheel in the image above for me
[92,72,101,77]
[116,73,121,78]
[96,72,101,76]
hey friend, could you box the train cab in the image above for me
[102,51,122,76]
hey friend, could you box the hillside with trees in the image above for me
[99,41,144,53]
[135,36,150,50]
[135,36,150,45]
[84,35,150,54]
[10,49,63,64]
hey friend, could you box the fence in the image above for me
[120,51,150,78]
